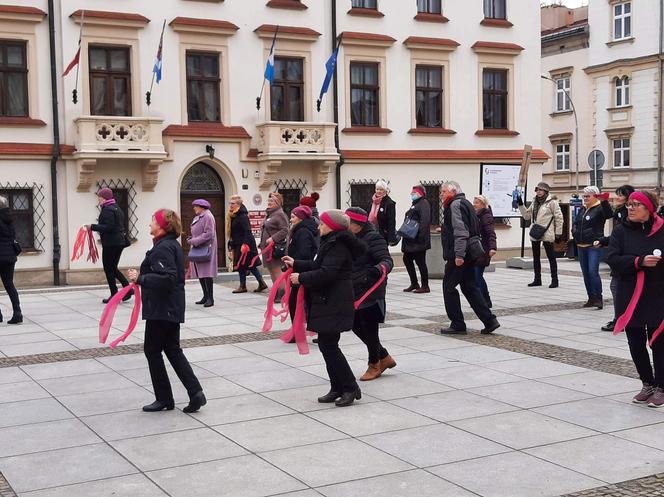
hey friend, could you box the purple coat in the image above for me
[188,210,218,278]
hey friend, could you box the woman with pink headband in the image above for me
[607,191,664,407]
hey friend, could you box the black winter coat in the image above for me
[442,194,480,262]
[137,234,186,323]
[0,208,17,264]
[572,200,613,245]
[294,230,365,334]
[401,197,431,253]
[372,196,397,244]
[287,217,319,261]
[352,223,394,308]
[228,204,260,269]
[607,219,664,328]
[599,204,629,247]
[477,207,497,267]
[91,203,127,248]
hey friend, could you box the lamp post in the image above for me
[541,75,580,193]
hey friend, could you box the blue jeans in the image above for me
[474,265,490,301]
[239,267,264,286]
[578,247,602,298]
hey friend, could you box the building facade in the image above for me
[1,0,544,285]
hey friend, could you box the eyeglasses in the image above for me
[534,188,541,192]
[581,194,592,199]
[626,201,644,209]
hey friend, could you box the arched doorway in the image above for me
[180,162,226,269]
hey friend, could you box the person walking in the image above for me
[286,205,319,322]
[439,181,500,335]
[127,209,206,413]
[401,185,431,293]
[283,209,365,407]
[346,207,396,381]
[227,195,267,294]
[260,192,289,299]
[597,184,634,332]
[0,195,22,324]
[89,188,131,304]
[368,181,397,245]
[473,195,497,308]
[517,182,563,288]
[186,199,217,308]
[572,185,613,309]
[607,191,664,407]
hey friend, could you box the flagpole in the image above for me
[257,25,279,111]
[146,19,166,107]
[72,10,84,104]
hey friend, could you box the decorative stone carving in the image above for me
[142,159,162,192]
[76,159,97,192]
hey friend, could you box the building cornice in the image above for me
[70,10,150,28]
[266,0,307,10]
[584,53,661,74]
[169,17,239,36]
[0,143,75,158]
[403,36,459,51]
[338,31,396,47]
[163,123,251,140]
[254,24,321,42]
[0,4,46,22]
[341,149,549,163]
[413,12,449,23]
[471,41,524,55]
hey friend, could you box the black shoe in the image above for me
[549,279,559,289]
[7,313,22,325]
[601,320,615,332]
[318,390,341,403]
[439,326,467,335]
[102,297,112,304]
[142,400,175,412]
[335,388,361,407]
[122,289,134,302]
[481,318,500,335]
[403,284,420,292]
[195,297,206,305]
[203,299,214,308]
[183,391,207,413]
[312,337,319,344]
[528,280,542,287]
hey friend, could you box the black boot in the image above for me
[142,400,175,412]
[196,279,207,305]
[601,320,615,332]
[335,388,361,407]
[403,283,420,292]
[122,289,135,302]
[318,390,341,403]
[0,309,2,323]
[481,318,501,335]
[183,391,207,413]
[203,278,214,308]
[528,277,542,287]
[7,307,22,325]
[549,277,559,289]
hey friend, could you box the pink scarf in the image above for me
[99,283,141,348]
[369,193,383,225]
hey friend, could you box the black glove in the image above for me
[367,266,381,280]
[555,235,562,243]
[517,195,523,206]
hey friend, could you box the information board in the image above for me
[480,164,521,218]
[248,210,266,238]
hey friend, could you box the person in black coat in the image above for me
[286,205,319,322]
[227,195,266,293]
[283,209,366,407]
[88,188,131,304]
[368,181,398,245]
[346,207,395,381]
[401,185,432,293]
[473,196,498,308]
[607,191,664,407]
[0,196,22,324]
[127,209,206,413]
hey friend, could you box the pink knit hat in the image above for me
[291,205,312,220]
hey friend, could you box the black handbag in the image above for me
[12,240,21,256]
[529,217,554,241]
[466,236,486,266]
[272,241,287,259]
[397,218,420,240]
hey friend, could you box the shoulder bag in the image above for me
[529,216,554,241]
[397,218,420,240]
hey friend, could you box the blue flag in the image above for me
[264,28,278,84]
[317,42,340,111]
[152,20,165,84]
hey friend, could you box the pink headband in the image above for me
[412,187,425,197]
[154,210,168,230]
[345,210,368,223]
[320,212,345,231]
[629,192,655,214]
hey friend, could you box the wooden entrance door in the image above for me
[179,163,226,269]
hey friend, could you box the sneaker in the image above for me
[633,383,655,404]
[648,387,664,408]
[601,320,615,332]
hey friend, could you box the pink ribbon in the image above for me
[250,240,274,267]
[233,244,250,271]
[354,264,388,310]
[280,285,310,355]
[99,283,141,349]
[71,227,87,261]
[262,269,293,333]
[86,228,99,264]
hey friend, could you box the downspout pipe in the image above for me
[658,0,663,197]
[47,0,61,285]
[332,0,344,208]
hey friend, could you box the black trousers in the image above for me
[144,320,203,403]
[353,304,389,364]
[626,326,664,388]
[443,260,495,330]
[317,332,358,393]
[403,250,429,287]
[532,241,558,279]
[0,261,20,312]
[102,246,129,295]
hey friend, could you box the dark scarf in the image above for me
[532,193,549,221]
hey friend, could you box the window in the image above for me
[482,69,508,129]
[350,62,379,127]
[416,65,443,128]
[613,2,631,40]
[0,189,34,250]
[277,188,301,216]
[424,184,442,227]
[555,143,570,171]
[613,138,630,168]
[270,57,304,122]
[417,0,441,14]
[615,76,630,107]
[186,52,220,122]
[352,0,377,8]
[89,46,131,116]
[554,77,571,112]
[349,183,375,209]
[0,40,28,117]
[484,0,506,19]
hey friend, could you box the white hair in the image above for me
[375,180,389,192]
[583,185,600,195]
[0,195,7,209]
[474,195,490,207]
[442,181,462,194]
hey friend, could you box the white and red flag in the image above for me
[63,10,84,77]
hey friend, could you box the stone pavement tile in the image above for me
[57,386,155,417]
[235,339,313,355]
[594,347,633,360]
[43,319,102,332]
[37,371,136,396]
[225,369,328,393]
[261,439,413,488]
[68,336,144,349]
[384,318,438,326]
[378,327,435,340]
[0,398,72,429]
[117,364,217,387]
[0,419,100,457]
[569,334,631,348]
[82,409,205,441]
[0,324,45,336]
[0,381,49,404]
[493,328,548,341]
[308,402,436,437]
[534,397,664,433]
[613,422,664,451]
[483,357,587,380]
[21,359,111,380]
[342,343,419,360]
[214,413,347,452]
[361,423,510,467]
[540,371,642,396]
[272,491,321,497]
[354,372,454,401]
[431,345,528,364]
[318,469,476,497]
[430,451,603,497]
[391,390,519,422]
[0,443,137,493]
[159,376,252,404]
[264,349,325,368]
[262,385,381,413]
[0,340,77,357]
[187,393,294,425]
[525,434,664,484]
[298,359,369,380]
[388,335,475,352]
[468,380,592,409]
[450,410,598,450]
[194,356,290,376]
[0,332,60,346]
[191,323,260,336]
[19,474,167,497]
[97,353,151,371]
[147,454,305,497]
[0,367,30,384]
[530,337,603,351]
[415,364,523,390]
[110,427,247,471]
[388,352,461,373]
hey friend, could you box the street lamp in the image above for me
[541,75,580,193]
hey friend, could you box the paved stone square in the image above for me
[0,262,662,496]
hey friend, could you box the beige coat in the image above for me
[519,196,563,243]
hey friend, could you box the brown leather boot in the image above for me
[254,280,268,293]
[379,355,397,373]
[360,362,382,381]
[232,285,247,294]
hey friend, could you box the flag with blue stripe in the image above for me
[152,21,165,84]
[264,28,278,84]
[317,42,340,111]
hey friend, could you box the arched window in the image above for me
[615,76,630,107]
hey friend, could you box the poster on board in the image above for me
[480,164,521,218]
